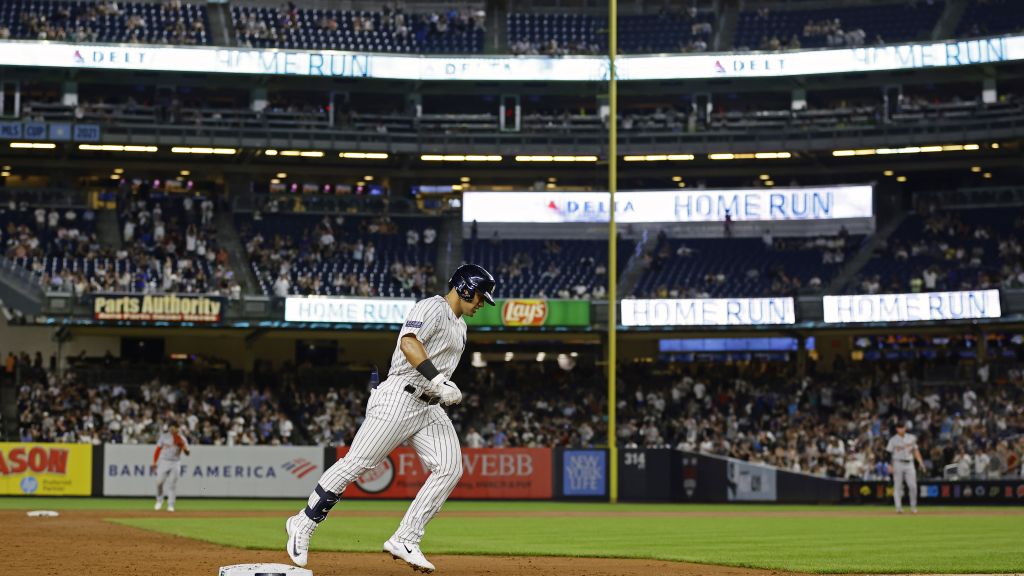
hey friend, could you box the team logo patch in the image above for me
[404,320,423,328]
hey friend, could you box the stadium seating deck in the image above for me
[239,212,439,298]
[0,0,209,44]
[734,1,944,50]
[233,5,483,53]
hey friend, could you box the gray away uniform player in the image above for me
[286,264,496,573]
[886,421,924,513]
[153,421,190,512]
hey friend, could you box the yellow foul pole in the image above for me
[607,0,618,504]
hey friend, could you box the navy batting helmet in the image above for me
[448,264,496,305]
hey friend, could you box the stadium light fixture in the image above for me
[514,155,597,162]
[983,172,993,179]
[504,352,514,361]
[114,168,125,174]
[991,142,1001,149]
[883,170,894,176]
[671,176,682,182]
[110,174,121,180]
[270,178,281,184]
[364,175,374,181]
[461,176,471,182]
[677,181,686,188]
[0,171,10,177]
[422,154,502,162]
[452,184,463,191]
[279,150,324,158]
[971,166,982,173]
[536,352,546,362]
[78,144,158,152]
[180,170,191,176]
[265,149,279,156]
[339,152,389,159]
[623,154,694,162]
[759,174,770,180]
[2,165,10,170]
[276,172,287,178]
[835,144,981,157]
[764,180,775,186]
[896,176,908,182]
[709,152,790,160]
[10,142,56,149]
[172,147,237,155]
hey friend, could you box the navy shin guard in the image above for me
[304,484,341,523]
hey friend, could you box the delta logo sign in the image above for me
[502,299,548,327]
[545,198,636,222]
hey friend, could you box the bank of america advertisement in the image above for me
[103,445,323,497]
[285,296,415,324]
[621,298,796,327]
[463,186,872,224]
[823,290,1001,323]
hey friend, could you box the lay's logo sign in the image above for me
[502,299,548,326]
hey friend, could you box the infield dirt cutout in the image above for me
[4,510,1020,576]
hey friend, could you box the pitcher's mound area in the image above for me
[2,510,795,576]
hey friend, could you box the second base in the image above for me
[218,563,312,576]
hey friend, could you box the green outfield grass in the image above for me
[3,498,1023,573]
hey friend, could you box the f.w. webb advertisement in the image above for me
[103,445,323,497]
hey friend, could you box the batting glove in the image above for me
[422,373,448,396]
[439,380,463,406]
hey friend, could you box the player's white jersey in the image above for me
[387,295,467,386]
[885,433,917,463]
[155,432,190,463]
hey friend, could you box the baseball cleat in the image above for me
[154,501,162,511]
[285,514,315,567]
[167,505,175,512]
[383,538,435,573]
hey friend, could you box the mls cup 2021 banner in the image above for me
[337,447,552,499]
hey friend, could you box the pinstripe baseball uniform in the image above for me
[886,432,918,512]
[300,295,466,544]
[154,431,189,509]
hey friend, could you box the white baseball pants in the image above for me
[305,384,463,544]
[155,461,181,508]
[892,461,917,511]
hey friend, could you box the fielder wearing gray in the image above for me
[153,423,190,512]
[886,423,924,514]
[286,264,496,573]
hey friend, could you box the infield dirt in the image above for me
[2,510,802,576]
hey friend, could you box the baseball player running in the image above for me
[886,420,924,514]
[285,264,496,573]
[153,421,190,512]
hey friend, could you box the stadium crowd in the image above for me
[116,183,237,296]
[617,357,1024,479]
[9,350,1023,480]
